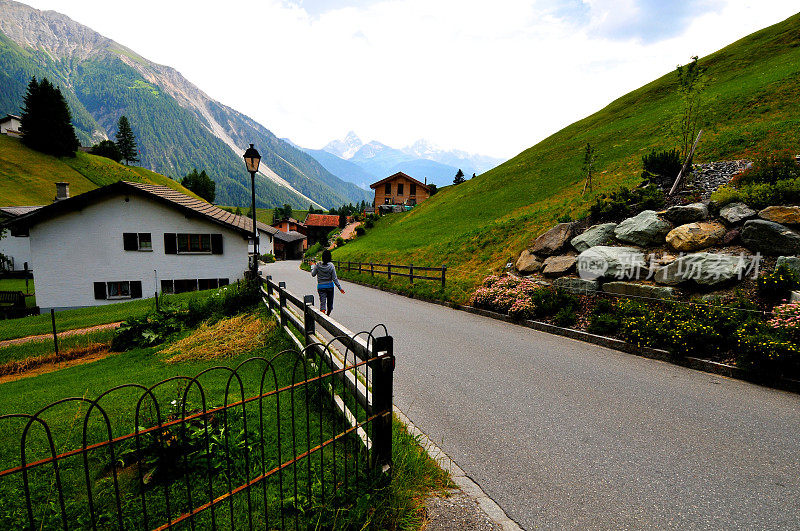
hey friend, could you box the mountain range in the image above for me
[0,0,371,209]
[297,132,504,189]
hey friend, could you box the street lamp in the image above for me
[243,144,261,276]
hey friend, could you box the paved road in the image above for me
[266,261,800,529]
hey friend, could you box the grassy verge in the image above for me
[0,328,115,365]
[0,288,219,341]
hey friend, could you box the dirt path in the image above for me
[337,222,362,242]
[0,321,123,348]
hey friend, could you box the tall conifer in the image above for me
[115,115,139,164]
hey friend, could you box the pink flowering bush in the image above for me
[470,274,539,319]
[768,302,800,335]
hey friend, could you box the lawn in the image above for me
[0,288,218,341]
[331,12,800,303]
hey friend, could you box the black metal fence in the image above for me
[0,279,394,530]
[312,259,446,288]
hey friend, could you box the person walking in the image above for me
[311,249,345,315]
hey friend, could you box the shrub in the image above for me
[304,242,322,258]
[556,213,572,223]
[589,184,664,221]
[553,306,577,327]
[530,288,579,319]
[712,177,800,209]
[757,263,800,299]
[736,151,800,186]
[335,236,345,247]
[259,252,275,263]
[735,320,799,375]
[587,299,621,335]
[90,139,122,163]
[355,226,366,236]
[641,149,682,187]
[365,219,375,229]
[768,302,800,338]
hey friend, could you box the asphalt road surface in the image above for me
[266,261,800,529]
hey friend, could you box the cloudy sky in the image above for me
[20,1,800,159]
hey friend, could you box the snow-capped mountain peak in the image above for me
[323,131,364,160]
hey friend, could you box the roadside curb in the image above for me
[339,275,800,394]
[393,406,523,531]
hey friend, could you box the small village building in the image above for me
[5,181,260,310]
[303,213,340,247]
[0,114,22,137]
[0,205,42,271]
[370,172,431,208]
[273,231,307,260]
[271,218,307,251]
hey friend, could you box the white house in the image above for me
[0,114,22,137]
[0,206,41,271]
[247,220,277,257]
[7,181,259,310]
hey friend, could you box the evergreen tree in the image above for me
[90,140,122,163]
[20,77,79,157]
[115,115,139,164]
[234,206,243,216]
[453,169,465,185]
[472,173,477,179]
[181,168,216,202]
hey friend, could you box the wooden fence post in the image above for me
[387,262,392,280]
[409,263,414,284]
[358,262,362,274]
[50,309,58,356]
[370,335,394,473]
[278,281,287,327]
[441,266,446,290]
[303,295,315,346]
[370,262,374,276]
[266,275,273,310]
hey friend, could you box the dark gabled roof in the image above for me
[0,114,20,123]
[4,181,257,236]
[369,172,430,191]
[0,205,43,218]
[274,230,307,243]
[304,213,340,227]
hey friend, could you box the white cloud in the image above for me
[18,0,800,159]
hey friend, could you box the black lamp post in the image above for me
[243,144,261,276]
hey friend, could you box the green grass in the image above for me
[0,277,33,293]
[331,12,800,302]
[0,289,218,341]
[0,135,201,206]
[0,329,114,365]
[220,207,310,226]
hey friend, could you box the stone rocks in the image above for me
[741,220,800,255]
[570,223,617,252]
[776,256,800,275]
[614,211,672,246]
[690,159,751,199]
[531,223,574,256]
[665,222,727,252]
[758,206,800,225]
[577,246,646,280]
[553,277,600,294]
[722,229,740,246]
[654,253,747,286]
[663,203,708,224]
[542,255,577,276]
[515,250,543,274]
[602,281,675,299]
[719,202,756,224]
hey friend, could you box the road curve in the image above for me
[267,261,800,529]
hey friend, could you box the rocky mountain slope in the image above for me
[0,0,370,209]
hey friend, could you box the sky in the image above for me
[19,0,800,159]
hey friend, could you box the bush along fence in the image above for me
[0,282,395,529]
[305,259,447,289]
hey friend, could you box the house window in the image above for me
[174,279,199,293]
[161,280,174,294]
[397,183,404,195]
[198,278,219,290]
[123,232,152,251]
[384,183,391,194]
[177,233,211,253]
[94,281,142,300]
[410,183,416,196]
[108,281,130,298]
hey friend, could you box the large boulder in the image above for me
[570,223,617,252]
[665,222,727,252]
[663,203,708,224]
[719,202,756,224]
[776,256,800,275]
[614,211,672,246]
[577,246,646,281]
[553,277,600,294]
[654,253,748,286]
[602,281,674,299]
[758,206,800,225]
[531,223,574,256]
[741,220,800,255]
[542,255,577,276]
[515,250,543,274]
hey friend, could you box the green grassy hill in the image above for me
[332,12,800,302]
[0,135,201,205]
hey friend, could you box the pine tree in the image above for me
[19,77,79,157]
[582,143,596,195]
[453,169,465,185]
[181,169,216,202]
[115,115,139,165]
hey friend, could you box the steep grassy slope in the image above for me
[332,12,800,302]
[0,135,200,205]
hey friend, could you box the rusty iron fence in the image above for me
[0,278,394,530]
[304,259,446,288]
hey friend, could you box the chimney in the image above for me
[55,182,69,201]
